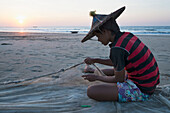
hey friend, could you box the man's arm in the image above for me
[84,57,113,66]
[82,69,125,83]
[97,69,125,83]
[93,58,113,66]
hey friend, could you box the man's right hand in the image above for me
[84,57,95,65]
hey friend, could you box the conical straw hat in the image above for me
[81,6,125,43]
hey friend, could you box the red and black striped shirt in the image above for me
[109,32,160,95]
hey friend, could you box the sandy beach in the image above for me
[0,32,169,113]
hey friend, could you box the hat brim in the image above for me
[81,6,125,43]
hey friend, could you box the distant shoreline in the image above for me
[0,31,170,37]
[0,26,170,35]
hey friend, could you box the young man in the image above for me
[81,6,160,102]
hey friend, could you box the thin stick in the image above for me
[0,62,84,85]
[64,62,84,71]
[92,63,106,76]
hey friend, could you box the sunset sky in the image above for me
[0,0,170,27]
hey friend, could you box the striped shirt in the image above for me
[109,32,160,95]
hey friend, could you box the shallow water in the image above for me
[0,33,169,113]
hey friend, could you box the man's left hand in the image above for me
[82,74,99,82]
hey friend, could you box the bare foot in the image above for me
[84,65,95,73]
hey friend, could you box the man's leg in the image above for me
[87,83,118,101]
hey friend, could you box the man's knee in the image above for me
[87,85,96,99]
[86,84,118,101]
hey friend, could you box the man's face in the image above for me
[94,29,110,46]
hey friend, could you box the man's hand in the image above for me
[84,57,95,65]
[82,74,99,82]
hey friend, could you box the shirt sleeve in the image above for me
[109,47,129,71]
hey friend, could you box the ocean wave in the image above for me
[0,26,170,35]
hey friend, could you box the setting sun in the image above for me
[18,19,23,24]
[16,16,25,24]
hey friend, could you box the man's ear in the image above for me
[103,29,107,33]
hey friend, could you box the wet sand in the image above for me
[0,32,169,112]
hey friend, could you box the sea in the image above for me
[0,26,170,35]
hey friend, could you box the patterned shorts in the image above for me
[117,79,150,102]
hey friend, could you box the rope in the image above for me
[92,63,106,76]
[0,62,84,85]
